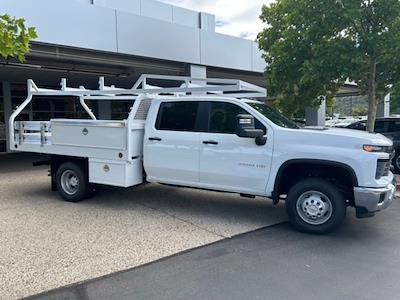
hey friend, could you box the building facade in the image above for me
[0,0,266,152]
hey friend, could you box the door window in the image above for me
[156,101,199,131]
[388,121,400,132]
[375,121,386,133]
[208,102,266,134]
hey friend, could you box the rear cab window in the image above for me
[155,101,200,131]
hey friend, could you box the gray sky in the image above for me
[160,0,275,40]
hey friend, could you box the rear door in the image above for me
[144,101,202,185]
[199,101,272,195]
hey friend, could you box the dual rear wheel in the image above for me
[56,162,91,202]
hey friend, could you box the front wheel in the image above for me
[392,152,400,174]
[286,178,346,234]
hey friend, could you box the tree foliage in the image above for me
[390,83,400,114]
[258,0,400,132]
[0,14,37,63]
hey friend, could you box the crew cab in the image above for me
[9,75,396,234]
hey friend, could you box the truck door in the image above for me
[199,101,272,195]
[144,101,201,184]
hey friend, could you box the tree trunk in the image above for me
[367,60,377,133]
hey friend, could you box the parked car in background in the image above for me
[326,116,366,128]
[347,118,400,173]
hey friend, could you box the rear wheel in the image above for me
[56,162,89,202]
[286,178,346,234]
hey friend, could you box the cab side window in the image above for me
[209,102,242,134]
[156,101,199,131]
[374,121,386,133]
[388,121,400,132]
[208,102,266,134]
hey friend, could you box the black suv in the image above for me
[346,118,400,173]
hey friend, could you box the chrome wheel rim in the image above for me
[60,170,79,195]
[296,190,333,225]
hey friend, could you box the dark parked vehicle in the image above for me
[346,118,399,173]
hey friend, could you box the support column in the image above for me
[376,93,390,118]
[305,98,326,127]
[98,101,111,120]
[189,64,207,95]
[189,64,207,80]
[199,12,216,31]
[2,82,12,152]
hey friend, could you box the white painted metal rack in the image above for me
[9,74,267,151]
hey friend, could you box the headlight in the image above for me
[363,145,385,152]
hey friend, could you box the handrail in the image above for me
[9,94,32,148]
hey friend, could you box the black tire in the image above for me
[56,162,89,202]
[392,152,400,174]
[286,178,346,234]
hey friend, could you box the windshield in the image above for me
[248,103,299,129]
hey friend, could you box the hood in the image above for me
[290,126,393,147]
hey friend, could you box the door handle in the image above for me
[148,137,162,141]
[202,140,218,145]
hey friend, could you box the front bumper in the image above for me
[354,180,396,218]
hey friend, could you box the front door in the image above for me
[199,101,273,195]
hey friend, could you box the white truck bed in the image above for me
[14,119,145,188]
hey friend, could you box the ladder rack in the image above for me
[26,74,267,98]
[9,74,267,148]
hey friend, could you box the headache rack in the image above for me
[9,74,267,152]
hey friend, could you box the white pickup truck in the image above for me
[9,75,395,234]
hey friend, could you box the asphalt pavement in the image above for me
[27,196,400,300]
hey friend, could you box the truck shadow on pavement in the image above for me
[31,181,288,231]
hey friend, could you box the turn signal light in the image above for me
[363,145,384,152]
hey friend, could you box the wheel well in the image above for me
[273,160,358,204]
[50,155,88,191]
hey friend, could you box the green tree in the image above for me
[0,14,37,62]
[389,83,400,114]
[352,106,368,116]
[258,0,400,132]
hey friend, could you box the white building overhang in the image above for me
[0,0,266,73]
